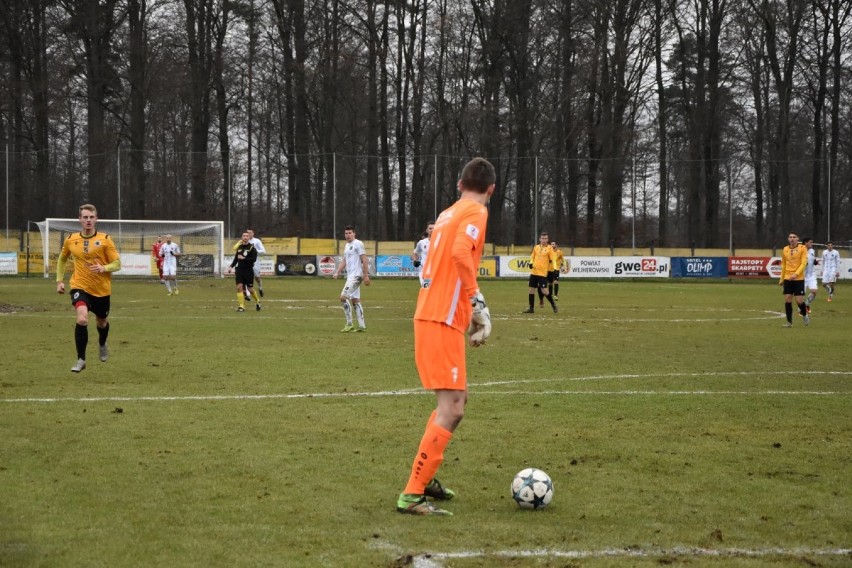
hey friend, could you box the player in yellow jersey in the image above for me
[778,231,809,327]
[522,232,557,313]
[56,204,122,372]
[396,157,495,516]
[548,241,564,300]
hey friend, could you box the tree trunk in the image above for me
[379,7,393,239]
[752,0,805,236]
[213,0,232,232]
[127,0,147,219]
[290,0,310,232]
[184,0,214,218]
[653,0,669,246]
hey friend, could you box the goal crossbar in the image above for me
[37,218,225,279]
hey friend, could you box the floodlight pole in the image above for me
[434,154,438,221]
[727,160,733,255]
[631,157,636,254]
[117,147,122,249]
[226,152,231,240]
[533,156,539,242]
[5,144,9,240]
[826,157,831,242]
[333,152,338,253]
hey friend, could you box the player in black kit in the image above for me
[226,231,260,312]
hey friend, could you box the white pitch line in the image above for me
[0,389,428,404]
[482,390,849,395]
[475,370,852,387]
[411,546,852,566]
[2,371,850,405]
[6,389,849,404]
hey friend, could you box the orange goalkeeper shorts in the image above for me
[414,320,467,391]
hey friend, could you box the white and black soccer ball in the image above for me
[511,468,554,510]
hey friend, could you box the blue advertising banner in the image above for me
[375,255,419,277]
[671,257,729,278]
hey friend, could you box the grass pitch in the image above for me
[1,276,850,567]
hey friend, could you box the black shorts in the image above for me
[234,269,254,288]
[547,270,558,283]
[528,274,549,289]
[782,279,805,296]
[70,289,111,318]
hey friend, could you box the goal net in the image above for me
[36,219,225,278]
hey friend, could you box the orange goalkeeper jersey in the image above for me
[58,231,120,297]
[414,197,488,333]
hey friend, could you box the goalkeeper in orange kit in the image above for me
[396,157,496,516]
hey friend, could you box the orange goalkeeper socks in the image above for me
[403,420,453,495]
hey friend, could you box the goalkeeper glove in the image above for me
[413,260,421,268]
[467,290,491,347]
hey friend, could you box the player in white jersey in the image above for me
[803,238,818,312]
[234,229,266,300]
[411,221,435,286]
[247,229,266,297]
[822,241,840,301]
[333,225,371,332]
[159,234,181,295]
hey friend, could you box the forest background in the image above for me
[0,0,850,248]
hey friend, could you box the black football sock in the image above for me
[554,283,559,296]
[75,323,88,359]
[785,303,792,323]
[528,294,534,309]
[98,323,109,346]
[799,303,807,316]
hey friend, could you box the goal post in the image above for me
[36,219,225,279]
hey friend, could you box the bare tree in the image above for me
[0,0,53,221]
[827,0,850,240]
[652,0,671,245]
[60,0,126,214]
[183,0,216,217]
[748,0,806,236]
[735,4,769,243]
[126,0,149,218]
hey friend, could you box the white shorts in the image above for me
[253,264,262,278]
[341,275,363,300]
[822,269,837,284]
[805,275,818,290]
[162,259,177,277]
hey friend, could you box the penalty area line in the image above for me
[0,389,429,404]
[474,370,852,387]
[2,370,850,404]
[481,390,850,396]
[411,546,852,566]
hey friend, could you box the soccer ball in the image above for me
[511,468,554,509]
